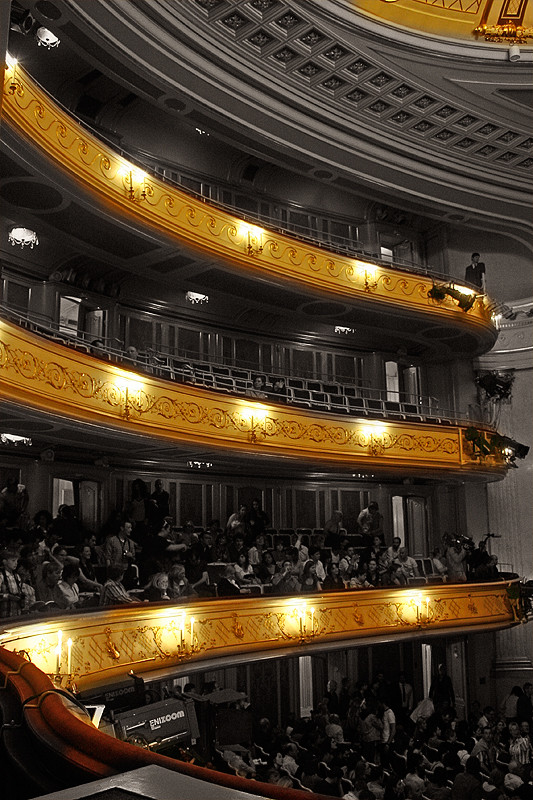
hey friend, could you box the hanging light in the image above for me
[8,227,39,248]
[35,27,60,49]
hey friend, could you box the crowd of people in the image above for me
[176,670,533,800]
[0,477,501,621]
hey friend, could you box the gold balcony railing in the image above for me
[0,318,507,476]
[0,580,522,694]
[2,60,496,340]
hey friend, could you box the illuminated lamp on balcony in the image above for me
[8,227,39,249]
[185,291,209,305]
[35,27,60,49]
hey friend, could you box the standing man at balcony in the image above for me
[357,501,384,545]
[465,253,486,291]
[103,519,137,587]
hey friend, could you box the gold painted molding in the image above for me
[0,319,506,474]
[0,581,521,693]
[2,62,495,336]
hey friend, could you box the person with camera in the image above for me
[446,539,467,583]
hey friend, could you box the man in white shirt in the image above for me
[394,546,420,580]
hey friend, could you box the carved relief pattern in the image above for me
[3,583,518,693]
[0,322,508,473]
[2,67,495,328]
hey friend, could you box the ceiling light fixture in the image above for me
[335,326,355,335]
[1,433,32,446]
[186,291,209,305]
[35,27,60,49]
[8,227,39,248]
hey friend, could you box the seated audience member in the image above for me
[167,564,194,599]
[387,536,402,562]
[404,752,427,799]
[0,549,23,617]
[216,564,242,597]
[508,722,533,769]
[339,546,359,584]
[394,546,420,581]
[471,727,497,774]
[388,562,408,587]
[349,564,372,589]
[57,563,81,609]
[257,550,278,585]
[213,531,231,562]
[451,755,483,800]
[366,558,381,587]
[246,374,268,399]
[269,377,287,401]
[425,766,452,800]
[248,533,267,566]
[322,561,345,592]
[89,338,107,357]
[234,552,255,586]
[431,547,448,579]
[122,344,140,366]
[185,550,211,596]
[100,565,142,605]
[16,558,37,611]
[143,571,170,602]
[271,559,301,595]
[36,562,64,605]
[77,545,103,593]
[300,560,323,593]
[473,555,501,582]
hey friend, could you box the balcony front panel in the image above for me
[0,580,521,694]
[2,63,497,351]
[0,319,506,476]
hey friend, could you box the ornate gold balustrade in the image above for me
[2,61,495,339]
[0,581,521,694]
[0,319,506,475]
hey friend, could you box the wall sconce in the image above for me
[115,376,145,421]
[121,167,150,202]
[8,226,38,248]
[369,431,387,456]
[356,261,378,292]
[242,406,268,443]
[290,601,317,641]
[246,226,264,256]
[6,55,22,95]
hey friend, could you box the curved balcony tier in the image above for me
[2,64,498,356]
[0,581,522,694]
[0,319,506,478]
[0,582,523,798]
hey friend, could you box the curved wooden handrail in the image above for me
[0,648,331,800]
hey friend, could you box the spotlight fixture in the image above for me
[8,226,39,248]
[35,27,60,49]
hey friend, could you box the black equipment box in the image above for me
[114,697,199,748]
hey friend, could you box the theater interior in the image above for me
[0,1,532,798]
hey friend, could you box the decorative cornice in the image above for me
[2,63,497,344]
[0,318,507,476]
[0,581,521,693]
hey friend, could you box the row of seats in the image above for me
[164,362,447,422]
